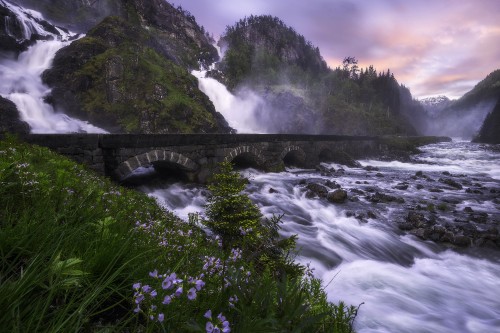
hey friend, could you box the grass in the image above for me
[0,137,357,332]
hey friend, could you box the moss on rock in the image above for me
[43,17,230,133]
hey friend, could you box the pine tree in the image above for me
[204,161,263,249]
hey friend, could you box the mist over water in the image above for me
[192,69,266,133]
[421,101,496,139]
[0,0,107,133]
[139,141,500,333]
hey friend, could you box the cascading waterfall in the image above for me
[137,140,500,332]
[192,69,266,134]
[0,0,106,133]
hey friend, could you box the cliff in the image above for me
[42,16,230,133]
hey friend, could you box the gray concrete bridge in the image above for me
[18,134,449,183]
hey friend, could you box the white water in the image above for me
[0,0,107,133]
[192,69,265,133]
[138,141,500,333]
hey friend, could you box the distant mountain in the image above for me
[424,70,500,138]
[419,96,452,116]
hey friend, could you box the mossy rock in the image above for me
[43,16,230,134]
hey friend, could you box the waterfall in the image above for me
[0,0,107,133]
[192,69,266,134]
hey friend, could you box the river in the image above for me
[136,140,500,333]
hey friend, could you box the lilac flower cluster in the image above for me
[228,295,239,308]
[202,256,224,276]
[204,310,231,333]
[132,270,206,323]
[229,248,242,262]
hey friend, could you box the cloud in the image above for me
[173,0,500,98]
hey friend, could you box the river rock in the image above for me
[406,211,427,228]
[439,178,463,190]
[452,235,471,247]
[325,180,341,189]
[0,96,30,134]
[364,165,379,172]
[306,183,328,198]
[327,189,347,203]
[368,191,405,204]
[394,182,409,190]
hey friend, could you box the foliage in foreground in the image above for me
[0,138,358,332]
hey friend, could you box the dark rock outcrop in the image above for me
[474,99,500,144]
[0,96,30,134]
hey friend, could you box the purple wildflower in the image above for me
[162,295,172,305]
[206,321,214,333]
[162,278,173,290]
[174,286,183,297]
[222,320,231,333]
[158,313,164,323]
[217,313,226,322]
[142,285,151,293]
[149,269,158,278]
[187,287,197,300]
[133,282,141,290]
[204,310,212,319]
[150,289,157,297]
[135,294,144,304]
[195,279,205,291]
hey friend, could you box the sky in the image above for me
[172,0,500,99]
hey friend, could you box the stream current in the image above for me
[135,140,500,333]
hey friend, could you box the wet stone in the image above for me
[306,183,328,198]
[327,189,348,203]
[394,182,409,190]
[452,235,471,247]
[325,180,341,189]
[464,207,474,213]
[439,178,463,190]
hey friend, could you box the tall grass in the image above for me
[0,137,358,332]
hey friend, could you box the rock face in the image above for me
[42,16,230,134]
[474,99,500,144]
[0,96,30,134]
[12,0,218,69]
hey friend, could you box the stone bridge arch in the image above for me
[280,145,306,167]
[116,149,198,181]
[224,145,267,169]
[318,145,336,162]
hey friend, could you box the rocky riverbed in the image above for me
[301,160,500,249]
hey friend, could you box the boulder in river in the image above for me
[306,183,328,198]
[439,178,463,190]
[327,189,347,203]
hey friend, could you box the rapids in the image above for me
[136,140,500,333]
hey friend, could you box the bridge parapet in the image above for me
[14,134,450,183]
